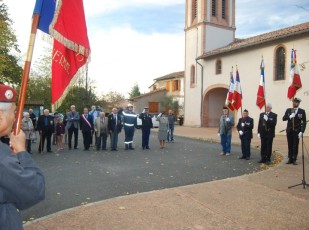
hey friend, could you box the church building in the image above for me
[184,0,309,135]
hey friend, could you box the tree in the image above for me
[160,95,181,117]
[0,1,22,86]
[97,91,125,112]
[128,83,141,99]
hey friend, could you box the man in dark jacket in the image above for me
[37,109,54,153]
[0,84,45,229]
[257,103,277,164]
[139,107,153,149]
[80,107,94,151]
[283,97,306,165]
[237,109,254,160]
[108,107,122,151]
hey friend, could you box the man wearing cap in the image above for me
[139,107,153,149]
[237,109,254,160]
[0,84,45,229]
[283,97,306,165]
[122,103,137,150]
[257,103,277,164]
[218,106,234,156]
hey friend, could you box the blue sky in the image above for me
[3,0,309,97]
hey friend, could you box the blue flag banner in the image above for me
[33,0,56,34]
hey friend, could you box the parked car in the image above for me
[136,113,159,128]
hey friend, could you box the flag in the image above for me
[33,0,56,34]
[256,59,266,109]
[287,49,302,99]
[225,71,235,111]
[50,0,91,109]
[232,68,242,110]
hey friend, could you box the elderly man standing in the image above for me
[66,105,80,150]
[218,106,234,156]
[0,84,45,229]
[257,103,277,164]
[37,109,54,153]
[108,108,122,151]
[94,112,109,151]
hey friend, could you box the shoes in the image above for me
[238,156,246,159]
[220,152,225,155]
[47,150,52,153]
[293,161,298,165]
[74,147,78,149]
[129,148,134,150]
[225,153,230,156]
[286,160,293,164]
[102,148,107,151]
[245,157,250,160]
[146,147,150,149]
[258,160,266,163]
[111,149,118,151]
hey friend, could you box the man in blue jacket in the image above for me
[0,84,45,229]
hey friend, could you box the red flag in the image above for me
[287,49,302,99]
[232,68,242,110]
[50,0,90,109]
[256,59,265,109]
[225,71,235,111]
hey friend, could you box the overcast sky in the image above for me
[3,0,309,97]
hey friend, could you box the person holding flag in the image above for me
[225,70,235,111]
[237,109,254,160]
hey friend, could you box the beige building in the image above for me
[184,0,309,136]
[133,71,184,115]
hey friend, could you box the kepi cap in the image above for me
[144,107,149,109]
[293,97,301,103]
[0,84,17,102]
[223,106,228,109]
[243,109,248,113]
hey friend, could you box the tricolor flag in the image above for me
[232,68,242,111]
[225,71,235,111]
[256,59,266,109]
[33,0,56,34]
[287,49,302,99]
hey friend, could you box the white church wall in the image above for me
[205,25,234,52]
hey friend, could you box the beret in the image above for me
[0,84,17,102]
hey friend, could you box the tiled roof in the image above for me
[198,22,309,59]
[132,88,166,100]
[153,71,184,81]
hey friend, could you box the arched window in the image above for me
[192,0,197,22]
[216,59,222,75]
[212,0,216,17]
[190,65,195,87]
[275,46,285,80]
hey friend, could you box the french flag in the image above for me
[256,59,265,109]
[225,71,235,111]
[232,69,242,111]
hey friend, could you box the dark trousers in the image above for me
[68,125,78,149]
[26,139,32,153]
[39,130,52,152]
[287,131,300,162]
[240,135,251,158]
[110,131,118,150]
[97,133,107,150]
[82,131,92,150]
[260,136,274,161]
[142,129,150,148]
[124,126,135,148]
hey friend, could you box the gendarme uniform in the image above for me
[122,104,137,150]
[0,84,45,229]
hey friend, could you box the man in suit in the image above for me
[139,107,153,150]
[66,105,80,150]
[237,109,254,160]
[257,103,277,164]
[37,109,54,153]
[108,107,122,151]
[94,112,109,151]
[218,106,234,156]
[80,107,94,151]
[283,97,307,165]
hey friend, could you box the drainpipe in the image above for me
[196,58,204,127]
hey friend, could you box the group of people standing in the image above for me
[218,97,306,165]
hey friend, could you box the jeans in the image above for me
[220,133,232,153]
[167,125,174,141]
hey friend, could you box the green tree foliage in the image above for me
[97,91,125,113]
[128,83,141,99]
[0,1,22,85]
[160,95,181,117]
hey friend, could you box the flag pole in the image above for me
[14,13,40,135]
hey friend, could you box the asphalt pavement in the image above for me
[23,126,309,230]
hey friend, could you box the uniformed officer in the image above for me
[237,109,254,160]
[139,107,153,149]
[283,97,306,165]
[0,84,45,229]
[122,103,137,150]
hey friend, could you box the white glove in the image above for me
[225,117,230,122]
[239,130,243,136]
[257,133,260,139]
[263,114,268,121]
[241,123,245,127]
[158,113,162,117]
[217,133,220,137]
[142,109,145,113]
[298,132,303,139]
[289,113,295,119]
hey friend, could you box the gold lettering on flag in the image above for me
[52,49,70,75]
